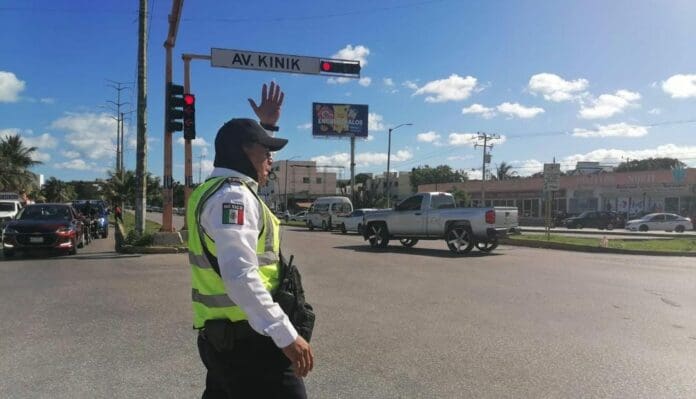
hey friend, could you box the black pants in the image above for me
[197,333,307,399]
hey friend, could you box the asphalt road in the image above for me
[1,227,695,398]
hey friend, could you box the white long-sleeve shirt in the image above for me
[200,167,298,348]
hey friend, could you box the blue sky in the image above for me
[2,0,696,183]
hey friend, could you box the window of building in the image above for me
[302,177,310,184]
[316,177,322,184]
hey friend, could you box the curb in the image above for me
[500,238,696,257]
[521,227,695,239]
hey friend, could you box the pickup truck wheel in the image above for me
[446,225,474,254]
[475,239,498,252]
[367,223,389,248]
[399,238,418,247]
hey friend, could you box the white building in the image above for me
[366,171,414,202]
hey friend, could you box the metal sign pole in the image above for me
[350,134,356,203]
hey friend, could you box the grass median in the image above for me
[112,212,162,234]
[509,233,696,253]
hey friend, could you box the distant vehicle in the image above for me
[2,203,86,257]
[563,211,623,230]
[289,211,308,222]
[306,196,353,231]
[334,208,377,234]
[0,200,22,226]
[625,213,693,232]
[362,192,519,254]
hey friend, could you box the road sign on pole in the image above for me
[210,48,360,78]
[543,163,561,192]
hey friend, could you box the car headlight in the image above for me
[99,217,106,224]
[56,226,74,235]
[3,227,18,234]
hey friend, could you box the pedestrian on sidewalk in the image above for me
[114,205,123,223]
[187,81,314,399]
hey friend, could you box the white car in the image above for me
[335,208,377,234]
[0,200,22,226]
[289,211,308,222]
[625,213,693,232]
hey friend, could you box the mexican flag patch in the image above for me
[222,203,244,225]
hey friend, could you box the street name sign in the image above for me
[211,48,360,77]
[543,163,561,191]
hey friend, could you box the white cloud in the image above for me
[369,113,385,131]
[528,73,588,102]
[661,74,696,99]
[54,159,91,170]
[496,102,545,119]
[403,80,418,90]
[332,44,370,67]
[462,103,496,119]
[327,77,351,85]
[0,71,26,103]
[297,122,312,130]
[311,149,413,168]
[578,90,641,119]
[1,129,57,162]
[448,132,507,147]
[358,77,372,87]
[62,150,81,159]
[383,78,394,86]
[572,123,649,138]
[176,137,209,147]
[468,170,483,180]
[648,108,661,115]
[200,159,214,177]
[51,112,118,160]
[413,74,478,103]
[563,144,696,168]
[512,159,544,176]
[40,98,55,104]
[417,131,441,143]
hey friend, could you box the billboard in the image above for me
[312,103,368,138]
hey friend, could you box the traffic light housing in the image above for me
[183,93,196,140]
[318,59,361,77]
[166,83,184,132]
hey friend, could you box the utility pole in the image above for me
[134,0,148,234]
[105,80,131,173]
[474,132,499,207]
[197,153,205,184]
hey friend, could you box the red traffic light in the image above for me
[184,94,195,105]
[321,62,332,72]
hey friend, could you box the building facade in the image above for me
[419,167,696,225]
[260,160,337,211]
[365,171,414,202]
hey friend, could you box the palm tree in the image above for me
[41,177,76,202]
[495,162,518,180]
[0,134,42,192]
[104,169,136,207]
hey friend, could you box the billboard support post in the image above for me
[350,134,356,203]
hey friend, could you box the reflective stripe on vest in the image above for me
[187,176,281,329]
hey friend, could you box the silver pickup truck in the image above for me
[362,192,518,254]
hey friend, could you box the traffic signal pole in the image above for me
[161,0,184,233]
[181,53,211,231]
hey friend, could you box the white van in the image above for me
[306,196,353,231]
[0,200,22,226]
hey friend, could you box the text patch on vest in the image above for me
[222,203,245,225]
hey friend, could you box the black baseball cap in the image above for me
[215,118,288,152]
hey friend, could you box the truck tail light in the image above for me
[485,210,495,224]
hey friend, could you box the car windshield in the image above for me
[577,211,591,218]
[18,205,71,221]
[0,203,15,212]
[74,204,104,215]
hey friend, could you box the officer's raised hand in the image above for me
[282,336,314,377]
[248,81,284,127]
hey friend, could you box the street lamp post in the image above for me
[386,123,413,207]
[284,156,300,212]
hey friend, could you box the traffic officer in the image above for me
[187,82,313,399]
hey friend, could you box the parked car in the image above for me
[625,213,693,232]
[334,208,377,234]
[363,192,519,254]
[306,196,353,231]
[2,203,86,257]
[0,199,22,227]
[563,211,623,230]
[289,211,308,222]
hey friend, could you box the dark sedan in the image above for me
[2,203,85,257]
[563,211,624,230]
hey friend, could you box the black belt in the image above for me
[200,319,256,343]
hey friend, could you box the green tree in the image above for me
[41,177,77,202]
[494,162,518,180]
[615,157,685,172]
[447,187,472,207]
[410,165,468,191]
[0,134,42,193]
[104,170,136,207]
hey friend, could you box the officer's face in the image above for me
[243,142,273,184]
